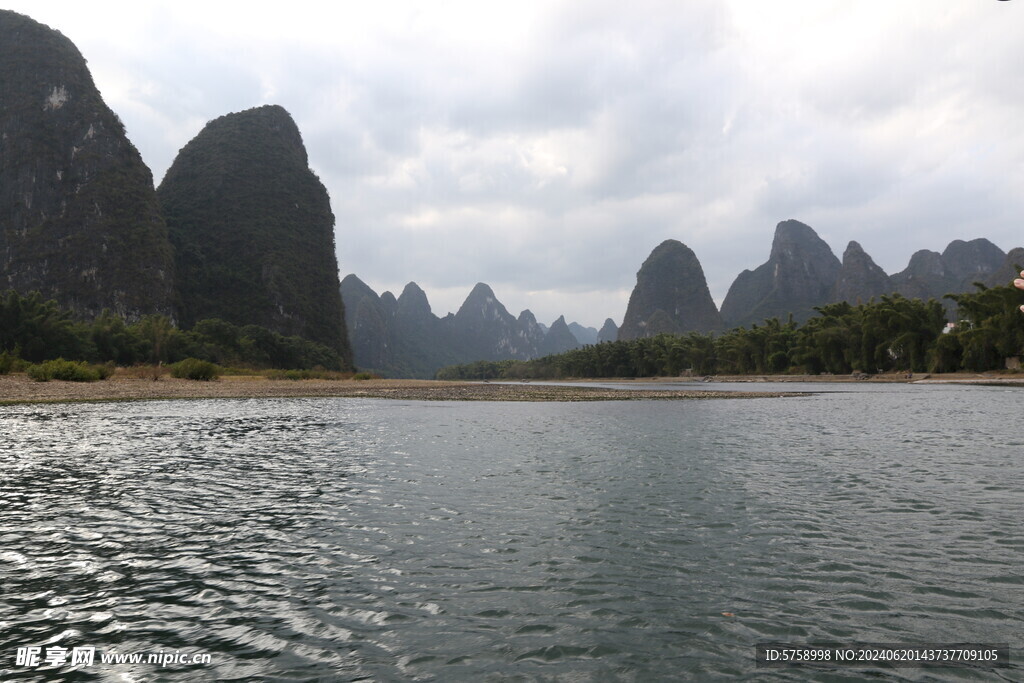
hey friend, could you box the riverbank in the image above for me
[585,372,1024,384]
[0,374,805,405]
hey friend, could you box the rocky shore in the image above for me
[0,375,803,405]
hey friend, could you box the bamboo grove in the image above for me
[436,284,1024,380]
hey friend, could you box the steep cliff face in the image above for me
[832,241,892,304]
[619,239,722,340]
[517,310,547,352]
[158,104,351,366]
[720,220,840,328]
[0,10,174,320]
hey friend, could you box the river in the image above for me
[1,382,1021,680]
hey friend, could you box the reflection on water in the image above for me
[1,387,1022,680]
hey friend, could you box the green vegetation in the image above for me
[26,358,110,382]
[0,290,345,372]
[169,358,221,381]
[351,372,380,380]
[437,287,1024,380]
[0,348,28,374]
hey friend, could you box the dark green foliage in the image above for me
[170,358,220,381]
[436,360,521,381]
[789,296,946,374]
[158,105,351,368]
[90,310,142,365]
[437,286,1024,379]
[946,281,1024,371]
[0,290,343,371]
[131,315,178,364]
[176,318,343,370]
[0,290,94,362]
[0,348,27,374]
[27,358,104,382]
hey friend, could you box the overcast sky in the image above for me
[9,1,1024,328]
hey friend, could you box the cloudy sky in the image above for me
[8,1,1024,328]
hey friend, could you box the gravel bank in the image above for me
[0,375,804,404]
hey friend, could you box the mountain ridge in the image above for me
[341,279,586,377]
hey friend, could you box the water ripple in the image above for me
[2,389,1022,680]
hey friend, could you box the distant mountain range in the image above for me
[340,277,599,378]
[347,216,1022,375]
[623,219,1021,337]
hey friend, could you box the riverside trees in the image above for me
[437,286,1024,380]
[0,290,344,371]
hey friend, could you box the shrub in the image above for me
[0,349,28,374]
[26,363,50,382]
[170,358,221,381]
[27,358,104,382]
[352,372,379,380]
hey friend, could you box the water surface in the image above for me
[1,384,1022,680]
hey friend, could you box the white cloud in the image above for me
[6,0,1024,327]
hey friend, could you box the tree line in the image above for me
[436,284,1024,380]
[0,290,344,372]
